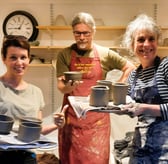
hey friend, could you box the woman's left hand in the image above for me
[121,103,141,117]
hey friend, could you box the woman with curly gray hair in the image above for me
[122,14,168,163]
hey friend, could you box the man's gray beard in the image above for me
[78,43,87,49]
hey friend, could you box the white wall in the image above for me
[0,0,166,49]
[0,0,167,114]
[0,0,166,46]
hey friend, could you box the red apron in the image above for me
[58,46,110,164]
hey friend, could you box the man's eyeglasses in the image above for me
[73,31,91,37]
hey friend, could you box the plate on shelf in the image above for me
[54,14,67,26]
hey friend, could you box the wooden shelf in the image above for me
[36,26,72,30]
[31,45,168,50]
[33,25,168,58]
[30,45,126,50]
[31,45,65,50]
[29,63,53,67]
[161,27,168,30]
[36,25,126,30]
[158,46,168,49]
[36,25,168,31]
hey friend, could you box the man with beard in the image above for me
[56,12,135,164]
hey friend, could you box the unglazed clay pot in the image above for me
[112,82,129,105]
[89,85,109,107]
[64,71,82,82]
[96,80,113,101]
[0,114,14,134]
[18,122,41,142]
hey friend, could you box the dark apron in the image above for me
[129,58,168,164]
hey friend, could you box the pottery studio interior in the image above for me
[0,0,167,164]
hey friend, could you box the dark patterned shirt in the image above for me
[127,56,168,120]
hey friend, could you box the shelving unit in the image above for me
[30,45,168,58]
[31,25,168,59]
[29,63,53,67]
[31,25,126,58]
[36,25,126,30]
[30,46,63,59]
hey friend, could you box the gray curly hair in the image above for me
[71,12,96,31]
[122,14,162,53]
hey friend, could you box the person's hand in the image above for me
[121,103,141,117]
[53,104,69,128]
[58,76,83,93]
[65,80,83,87]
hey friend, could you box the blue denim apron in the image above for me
[129,58,168,164]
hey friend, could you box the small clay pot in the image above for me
[17,122,42,142]
[112,82,128,105]
[89,85,109,107]
[64,71,82,82]
[96,80,113,101]
[0,114,14,134]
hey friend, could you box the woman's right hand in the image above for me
[53,104,69,128]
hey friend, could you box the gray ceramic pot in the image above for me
[17,122,42,142]
[64,71,82,82]
[0,114,14,134]
[96,80,113,101]
[89,85,109,107]
[112,82,129,105]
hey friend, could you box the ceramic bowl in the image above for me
[0,114,14,134]
[17,122,42,142]
[64,71,82,82]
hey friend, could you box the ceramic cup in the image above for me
[112,82,128,105]
[17,122,41,142]
[89,85,109,107]
[96,80,113,101]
